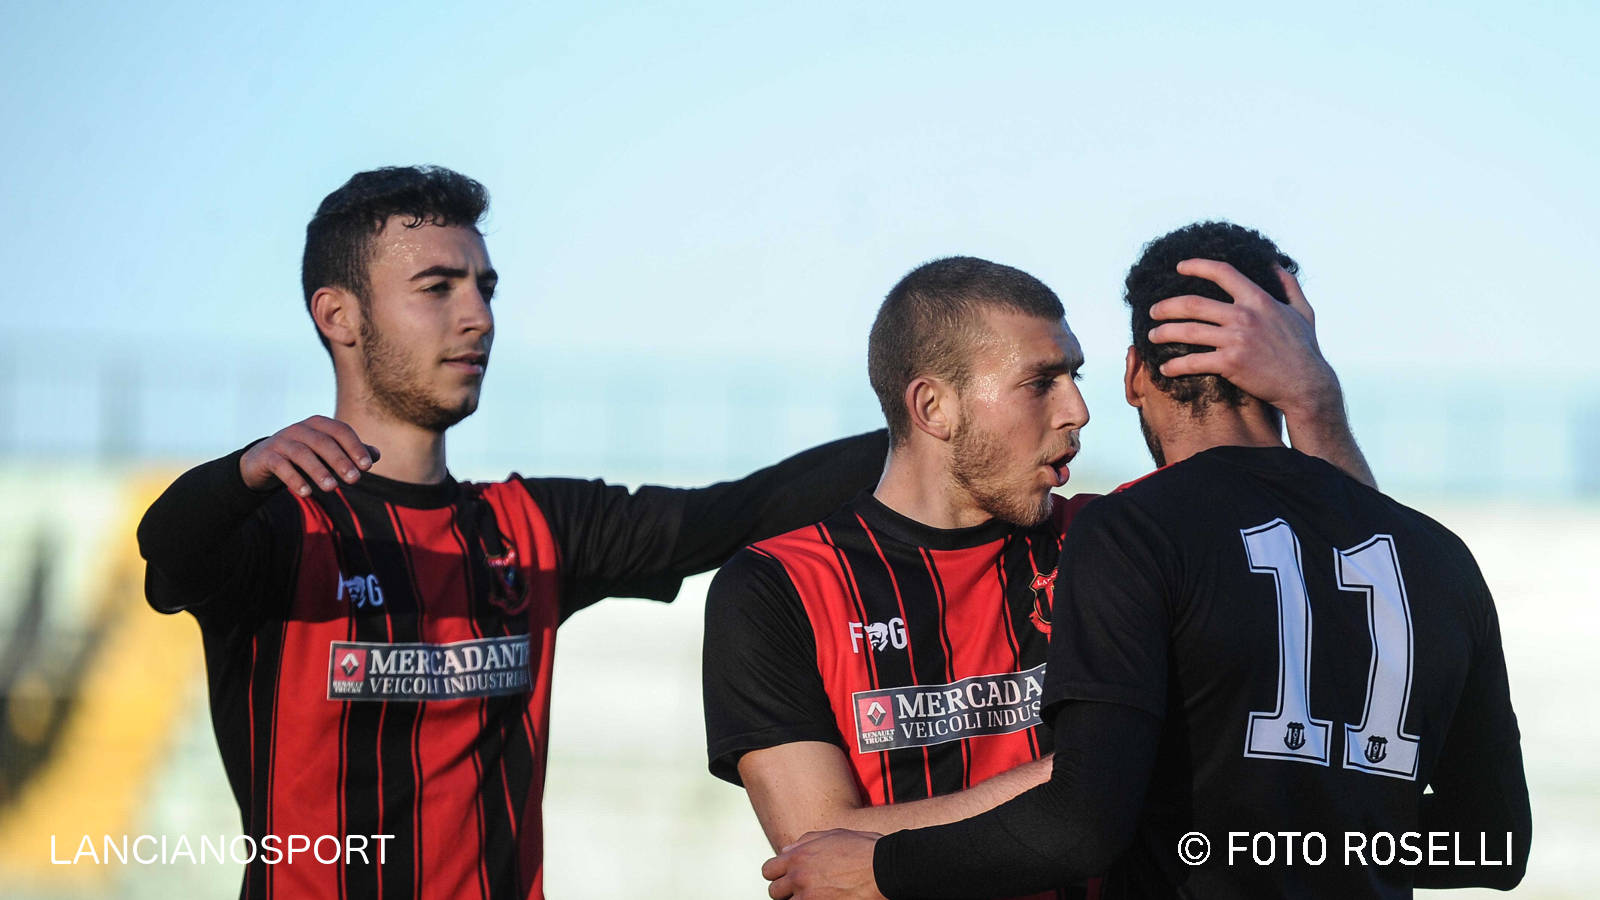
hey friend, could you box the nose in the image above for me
[459,283,493,337]
[1058,380,1090,431]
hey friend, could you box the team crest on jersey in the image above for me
[1365,735,1389,763]
[1284,721,1306,750]
[850,664,1046,753]
[326,635,531,701]
[1028,567,1056,635]
[484,548,529,615]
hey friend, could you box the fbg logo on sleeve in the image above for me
[851,663,1046,753]
[326,635,531,701]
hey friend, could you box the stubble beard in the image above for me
[359,316,477,432]
[1137,407,1166,468]
[949,415,1054,528]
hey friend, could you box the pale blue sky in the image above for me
[3,1,1597,490]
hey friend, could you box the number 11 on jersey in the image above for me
[1240,519,1422,781]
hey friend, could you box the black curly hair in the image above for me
[301,166,490,352]
[869,256,1065,445]
[1125,221,1297,412]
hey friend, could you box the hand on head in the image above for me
[1147,259,1336,416]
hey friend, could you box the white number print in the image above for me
[1240,519,1421,781]
[1241,520,1332,765]
[1337,535,1421,779]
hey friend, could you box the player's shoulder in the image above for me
[495,472,586,501]
[493,472,638,526]
[706,545,807,620]
[748,500,860,563]
[713,503,867,609]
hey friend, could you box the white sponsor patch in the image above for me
[851,663,1046,753]
[326,635,530,701]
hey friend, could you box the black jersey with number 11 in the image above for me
[1043,446,1525,898]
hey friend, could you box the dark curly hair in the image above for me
[1125,221,1296,412]
[301,165,490,352]
[869,256,1065,445]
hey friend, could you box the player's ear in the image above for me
[906,375,955,443]
[312,286,361,349]
[1124,345,1146,408]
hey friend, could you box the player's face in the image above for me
[949,309,1088,526]
[357,220,497,432]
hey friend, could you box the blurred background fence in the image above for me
[1,336,1596,898]
[5,333,1598,499]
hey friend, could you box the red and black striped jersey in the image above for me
[139,432,888,900]
[703,492,1095,898]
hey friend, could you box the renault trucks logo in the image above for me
[326,636,530,701]
[851,663,1046,752]
[855,696,894,731]
[333,648,367,681]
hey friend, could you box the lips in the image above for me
[443,351,488,375]
[1046,449,1077,488]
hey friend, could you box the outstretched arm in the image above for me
[541,430,889,618]
[1147,259,1375,488]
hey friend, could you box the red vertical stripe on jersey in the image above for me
[253,493,345,899]
[856,514,936,795]
[919,547,972,790]
[815,522,895,803]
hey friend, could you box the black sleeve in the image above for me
[873,700,1161,899]
[1415,580,1531,889]
[703,548,840,784]
[136,443,289,615]
[520,429,887,620]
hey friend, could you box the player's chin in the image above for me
[423,393,480,431]
[1025,491,1055,526]
[999,486,1055,527]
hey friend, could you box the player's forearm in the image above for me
[1280,379,1376,489]
[137,444,275,587]
[670,430,888,574]
[819,757,1052,838]
[873,703,1159,898]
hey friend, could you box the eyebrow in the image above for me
[1024,355,1084,378]
[409,265,499,284]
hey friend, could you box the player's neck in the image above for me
[333,398,450,485]
[874,441,994,530]
[1156,406,1284,467]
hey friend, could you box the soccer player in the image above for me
[764,223,1531,899]
[703,252,1374,899]
[135,166,891,900]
